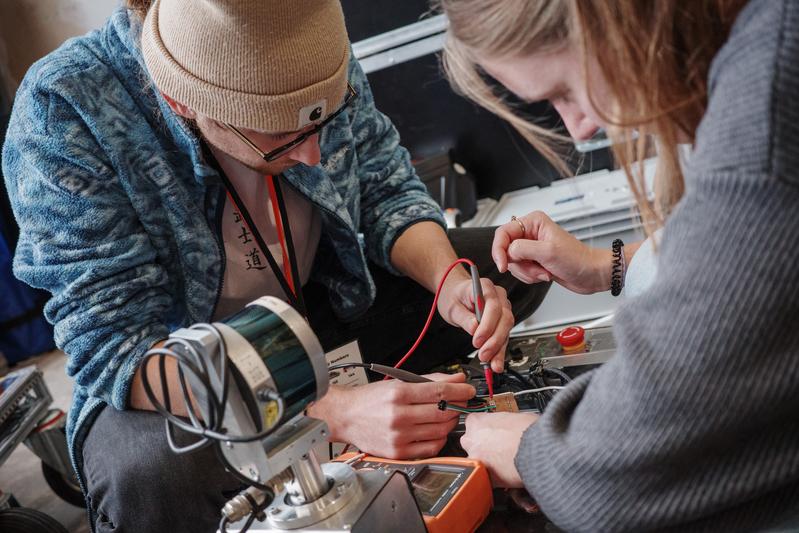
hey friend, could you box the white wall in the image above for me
[0,0,119,83]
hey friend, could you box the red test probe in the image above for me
[470,265,494,400]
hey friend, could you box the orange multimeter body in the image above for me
[334,453,493,533]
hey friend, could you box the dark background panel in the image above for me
[340,1,613,199]
[341,0,435,42]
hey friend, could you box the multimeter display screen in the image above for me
[412,468,459,514]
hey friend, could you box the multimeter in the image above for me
[334,453,493,533]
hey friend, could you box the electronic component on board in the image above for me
[486,392,519,413]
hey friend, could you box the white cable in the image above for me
[582,313,614,329]
[513,386,565,396]
[475,385,566,399]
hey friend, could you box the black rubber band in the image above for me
[611,238,624,297]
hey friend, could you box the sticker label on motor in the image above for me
[326,340,368,387]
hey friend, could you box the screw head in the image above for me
[256,388,272,402]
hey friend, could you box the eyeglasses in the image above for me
[225,82,358,162]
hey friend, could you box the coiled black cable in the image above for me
[140,323,285,451]
[507,367,536,389]
[543,367,572,384]
[611,238,624,296]
[140,324,297,532]
[218,488,274,533]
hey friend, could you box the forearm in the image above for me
[390,221,469,291]
[306,385,351,442]
[129,349,339,426]
[128,340,198,417]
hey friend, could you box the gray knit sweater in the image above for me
[515,1,799,531]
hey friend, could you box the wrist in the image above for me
[590,247,614,293]
[438,266,471,321]
[440,264,470,292]
[307,385,351,442]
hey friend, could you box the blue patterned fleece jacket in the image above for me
[1,9,444,481]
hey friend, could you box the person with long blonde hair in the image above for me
[1,0,548,530]
[442,0,799,530]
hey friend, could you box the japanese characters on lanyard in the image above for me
[216,167,309,319]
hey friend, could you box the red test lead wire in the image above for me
[391,258,478,372]
[266,175,295,295]
[482,363,494,400]
[222,177,296,297]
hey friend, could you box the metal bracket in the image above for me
[540,348,616,369]
[352,15,448,74]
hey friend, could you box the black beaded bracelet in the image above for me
[610,238,625,297]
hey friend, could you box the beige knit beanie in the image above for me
[141,0,350,133]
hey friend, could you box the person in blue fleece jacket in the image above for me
[1,1,547,530]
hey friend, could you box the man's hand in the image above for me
[460,411,539,488]
[438,275,514,373]
[309,372,475,459]
[390,221,515,372]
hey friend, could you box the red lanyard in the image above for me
[266,175,295,295]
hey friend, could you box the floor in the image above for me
[1,350,90,533]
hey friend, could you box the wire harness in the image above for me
[140,323,285,452]
[437,400,496,414]
[140,323,286,531]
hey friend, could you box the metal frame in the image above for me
[230,467,426,533]
[0,366,52,465]
[24,409,74,478]
[352,15,447,74]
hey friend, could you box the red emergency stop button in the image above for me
[556,326,586,354]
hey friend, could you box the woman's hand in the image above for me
[460,411,539,488]
[492,211,611,295]
[438,275,514,373]
[309,372,475,459]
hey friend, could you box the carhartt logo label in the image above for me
[298,99,327,129]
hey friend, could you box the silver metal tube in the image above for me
[286,451,329,504]
[470,264,484,323]
[352,15,447,59]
